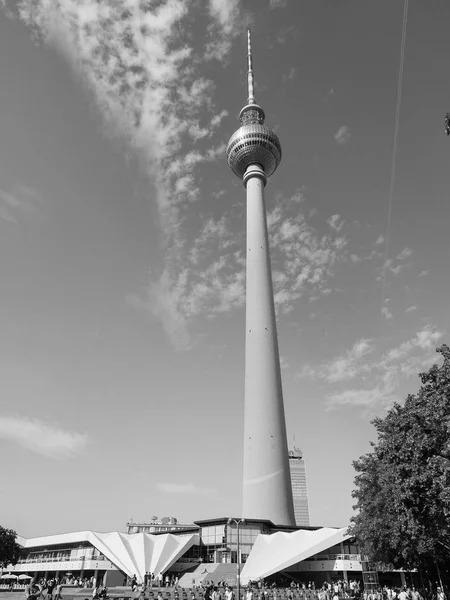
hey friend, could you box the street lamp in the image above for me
[227,518,246,600]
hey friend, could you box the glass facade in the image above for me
[289,449,311,527]
[199,522,270,564]
[17,543,106,564]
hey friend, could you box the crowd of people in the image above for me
[129,574,181,590]
[125,577,446,600]
[24,578,63,600]
[21,576,110,600]
[4,574,444,600]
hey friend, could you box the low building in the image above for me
[2,519,411,589]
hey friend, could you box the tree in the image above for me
[350,345,450,586]
[0,526,21,568]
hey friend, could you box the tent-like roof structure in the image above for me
[17,531,199,582]
[240,527,351,584]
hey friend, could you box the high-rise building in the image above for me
[226,31,295,527]
[288,447,311,526]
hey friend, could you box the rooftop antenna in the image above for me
[247,29,255,105]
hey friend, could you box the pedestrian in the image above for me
[53,582,63,600]
[225,587,234,600]
[25,579,38,600]
[437,589,446,600]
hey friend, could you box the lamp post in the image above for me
[227,518,246,600]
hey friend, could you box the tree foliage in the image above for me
[350,345,450,581]
[0,526,21,568]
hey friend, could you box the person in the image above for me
[53,582,63,600]
[25,579,38,600]
[246,589,253,600]
[140,583,146,599]
[437,589,446,600]
[131,576,138,592]
[212,587,221,600]
[34,581,45,600]
[399,588,408,600]
[445,114,450,136]
[225,587,234,600]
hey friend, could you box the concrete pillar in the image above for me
[242,163,295,526]
[400,572,406,587]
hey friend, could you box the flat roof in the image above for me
[193,517,323,531]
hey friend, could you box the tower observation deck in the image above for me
[226,31,295,527]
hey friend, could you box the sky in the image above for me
[0,0,450,538]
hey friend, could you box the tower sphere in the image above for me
[226,104,282,180]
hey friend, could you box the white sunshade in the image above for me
[240,527,351,584]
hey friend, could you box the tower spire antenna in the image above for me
[247,29,255,104]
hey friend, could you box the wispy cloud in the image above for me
[0,185,39,223]
[334,126,351,145]
[396,247,413,260]
[2,1,247,348]
[327,214,344,232]
[275,24,298,45]
[320,326,445,413]
[299,338,374,383]
[269,0,288,9]
[156,482,215,495]
[268,192,348,314]
[381,303,393,320]
[405,305,417,313]
[0,415,87,459]
[6,1,235,239]
[377,245,415,283]
[281,67,297,84]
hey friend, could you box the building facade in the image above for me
[289,447,311,526]
[2,520,412,590]
[126,517,196,535]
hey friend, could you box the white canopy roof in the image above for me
[17,531,199,582]
[240,527,351,584]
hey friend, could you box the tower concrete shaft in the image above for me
[226,31,295,526]
[242,165,295,526]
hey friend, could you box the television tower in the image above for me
[226,31,295,526]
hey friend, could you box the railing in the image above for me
[17,556,107,564]
[308,555,361,562]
